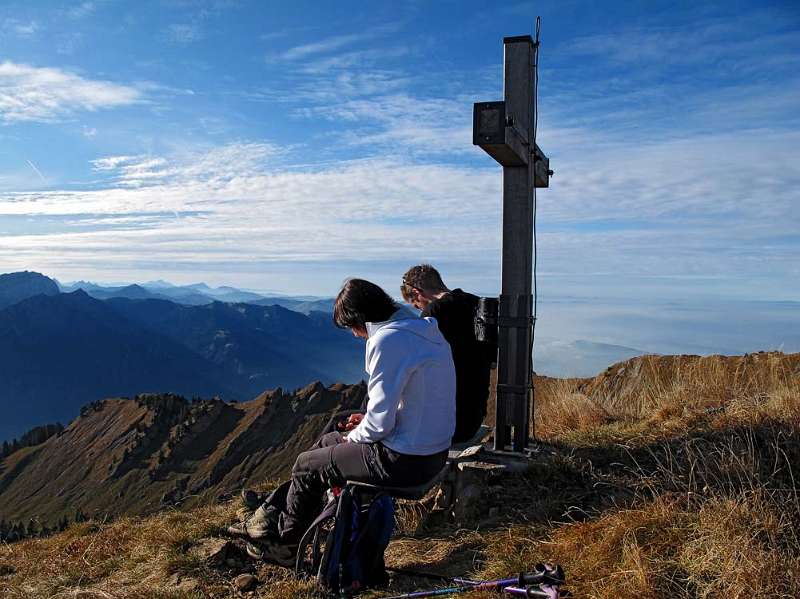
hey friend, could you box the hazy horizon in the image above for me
[8,268,798,381]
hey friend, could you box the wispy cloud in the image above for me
[66,2,96,20]
[548,11,800,140]
[0,143,499,279]
[166,23,203,44]
[25,159,45,182]
[3,18,38,37]
[0,61,141,123]
[280,32,375,61]
[2,114,798,296]
[299,93,474,156]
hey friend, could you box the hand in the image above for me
[342,413,364,432]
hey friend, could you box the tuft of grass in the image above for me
[533,378,614,439]
[680,490,800,597]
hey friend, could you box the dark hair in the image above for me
[333,279,397,329]
[400,264,448,302]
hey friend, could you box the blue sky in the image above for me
[0,1,798,368]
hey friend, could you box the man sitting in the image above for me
[228,278,456,564]
[401,264,493,444]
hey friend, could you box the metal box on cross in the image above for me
[473,33,551,452]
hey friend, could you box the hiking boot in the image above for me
[226,505,277,540]
[245,538,297,568]
[240,488,264,511]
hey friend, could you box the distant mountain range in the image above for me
[0,271,59,309]
[0,272,363,440]
[0,270,657,441]
[58,278,335,314]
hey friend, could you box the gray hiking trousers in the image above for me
[278,432,447,543]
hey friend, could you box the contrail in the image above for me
[26,159,46,182]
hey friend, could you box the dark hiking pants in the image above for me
[278,432,447,543]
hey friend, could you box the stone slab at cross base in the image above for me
[433,442,550,526]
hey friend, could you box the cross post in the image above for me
[473,34,550,452]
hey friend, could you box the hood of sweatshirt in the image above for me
[365,305,446,344]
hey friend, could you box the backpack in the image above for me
[312,485,394,595]
[474,296,499,368]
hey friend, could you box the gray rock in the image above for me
[189,538,239,568]
[0,564,16,576]
[234,573,258,592]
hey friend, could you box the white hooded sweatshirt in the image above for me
[346,306,456,455]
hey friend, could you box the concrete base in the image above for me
[431,439,556,526]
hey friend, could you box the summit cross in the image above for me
[473,33,551,452]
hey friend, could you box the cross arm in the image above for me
[473,101,551,187]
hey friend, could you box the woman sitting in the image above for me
[228,278,456,565]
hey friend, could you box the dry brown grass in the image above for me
[533,378,613,439]
[0,503,236,598]
[476,488,800,599]
[2,352,798,598]
[533,352,800,443]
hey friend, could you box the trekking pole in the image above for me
[386,563,563,587]
[379,571,561,599]
[504,585,560,598]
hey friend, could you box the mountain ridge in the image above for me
[0,271,59,310]
[0,381,367,527]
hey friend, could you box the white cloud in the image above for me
[3,19,38,37]
[302,94,474,155]
[67,2,96,19]
[0,61,141,123]
[0,143,500,277]
[1,121,797,296]
[280,33,375,61]
[167,23,203,44]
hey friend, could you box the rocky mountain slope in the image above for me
[0,381,366,527]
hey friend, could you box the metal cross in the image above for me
[473,34,551,452]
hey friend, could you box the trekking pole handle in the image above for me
[505,586,558,598]
[519,567,565,586]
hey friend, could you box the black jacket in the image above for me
[422,289,492,443]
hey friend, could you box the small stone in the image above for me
[178,578,200,592]
[189,538,237,568]
[234,573,258,592]
[167,573,200,591]
[0,564,16,576]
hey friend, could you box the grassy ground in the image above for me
[1,352,798,598]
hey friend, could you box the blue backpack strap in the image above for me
[319,487,355,591]
[346,490,395,590]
